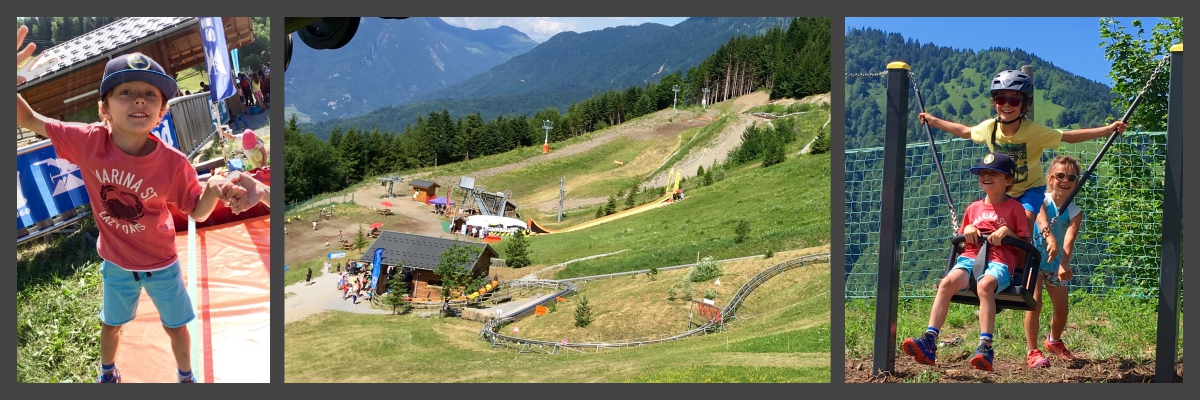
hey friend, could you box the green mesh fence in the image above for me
[844,131,1172,299]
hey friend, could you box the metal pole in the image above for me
[1156,44,1182,383]
[558,177,565,222]
[672,84,680,112]
[542,120,552,154]
[873,61,910,376]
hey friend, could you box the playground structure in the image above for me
[478,253,829,354]
[845,45,1182,381]
[526,168,683,235]
[448,176,518,218]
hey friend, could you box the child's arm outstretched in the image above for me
[17,26,49,138]
[188,178,231,222]
[918,112,972,139]
[1061,120,1127,144]
[227,171,269,213]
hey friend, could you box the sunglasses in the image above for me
[992,96,1023,107]
[1052,172,1080,182]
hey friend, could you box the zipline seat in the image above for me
[944,234,1041,312]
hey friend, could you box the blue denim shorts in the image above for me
[98,260,195,328]
[951,255,1012,294]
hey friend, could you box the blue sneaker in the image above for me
[902,332,938,365]
[97,367,120,383]
[970,343,995,371]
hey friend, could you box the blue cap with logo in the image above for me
[99,52,178,102]
[970,152,1016,176]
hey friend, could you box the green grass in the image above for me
[174,68,209,94]
[626,365,829,383]
[425,129,616,181]
[17,220,103,383]
[501,109,831,278]
[481,137,651,198]
[565,176,643,199]
[285,259,327,287]
[722,323,830,353]
[844,293,1183,363]
[533,152,829,279]
[745,101,829,115]
[285,256,831,382]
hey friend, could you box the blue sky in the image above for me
[441,17,688,43]
[845,17,1172,87]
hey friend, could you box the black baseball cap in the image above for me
[970,152,1016,176]
[99,52,178,102]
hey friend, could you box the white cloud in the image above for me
[440,17,687,43]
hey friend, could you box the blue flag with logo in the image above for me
[371,247,384,291]
[199,17,235,103]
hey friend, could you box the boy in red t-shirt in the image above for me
[16,27,267,383]
[901,152,1030,372]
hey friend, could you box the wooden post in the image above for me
[1021,65,1035,123]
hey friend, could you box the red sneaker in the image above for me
[1026,348,1050,369]
[1044,336,1076,360]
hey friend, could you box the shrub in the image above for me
[687,256,723,282]
[734,220,751,244]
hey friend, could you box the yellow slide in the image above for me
[528,169,682,235]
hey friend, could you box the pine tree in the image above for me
[574,295,593,327]
[505,232,532,269]
[355,224,368,250]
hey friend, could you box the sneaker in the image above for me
[970,343,994,371]
[1026,348,1050,369]
[97,368,121,383]
[180,375,195,383]
[902,332,938,366]
[1044,336,1077,360]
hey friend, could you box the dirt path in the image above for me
[643,92,769,188]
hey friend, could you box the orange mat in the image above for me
[115,215,271,383]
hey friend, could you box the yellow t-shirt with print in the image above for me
[969,118,1062,197]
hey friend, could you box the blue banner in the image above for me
[327,252,346,259]
[371,248,384,291]
[17,144,90,230]
[199,17,235,104]
[231,48,240,79]
[150,110,180,150]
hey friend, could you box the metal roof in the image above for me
[409,180,439,189]
[17,17,197,90]
[357,231,496,271]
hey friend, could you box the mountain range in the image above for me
[289,17,793,128]
[285,17,538,122]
